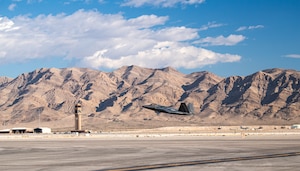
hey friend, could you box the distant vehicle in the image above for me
[142,103,194,115]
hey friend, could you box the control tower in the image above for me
[74,103,82,131]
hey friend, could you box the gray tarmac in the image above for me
[0,134,300,171]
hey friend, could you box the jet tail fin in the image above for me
[178,103,194,114]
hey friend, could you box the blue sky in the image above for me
[0,0,299,78]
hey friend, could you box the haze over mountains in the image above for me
[0,66,299,130]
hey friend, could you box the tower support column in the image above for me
[74,103,82,131]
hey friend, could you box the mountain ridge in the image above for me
[0,66,299,130]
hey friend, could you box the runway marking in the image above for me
[102,151,300,171]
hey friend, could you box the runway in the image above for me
[0,134,300,171]
[105,151,300,171]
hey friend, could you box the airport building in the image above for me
[0,129,11,134]
[291,124,300,129]
[11,127,33,133]
[33,127,52,133]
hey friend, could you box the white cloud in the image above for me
[199,21,224,31]
[154,27,199,41]
[236,25,264,31]
[122,0,205,7]
[82,41,241,69]
[0,10,241,69]
[128,15,168,29]
[194,34,246,46]
[248,25,264,29]
[8,4,17,11]
[0,17,20,31]
[284,54,300,59]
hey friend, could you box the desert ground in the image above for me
[1,126,300,171]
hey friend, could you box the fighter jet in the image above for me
[142,103,194,115]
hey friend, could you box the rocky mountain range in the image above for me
[0,66,299,130]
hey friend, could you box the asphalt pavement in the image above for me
[0,135,300,171]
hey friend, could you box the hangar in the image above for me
[34,127,51,133]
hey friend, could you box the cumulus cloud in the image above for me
[0,17,20,31]
[194,34,246,46]
[128,15,168,29]
[284,54,300,59]
[236,25,264,31]
[0,10,241,69]
[81,41,241,69]
[122,0,205,7]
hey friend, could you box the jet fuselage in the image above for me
[142,103,193,115]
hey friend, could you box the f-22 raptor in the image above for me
[142,103,194,115]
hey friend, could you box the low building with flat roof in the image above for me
[11,127,33,133]
[0,129,11,134]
